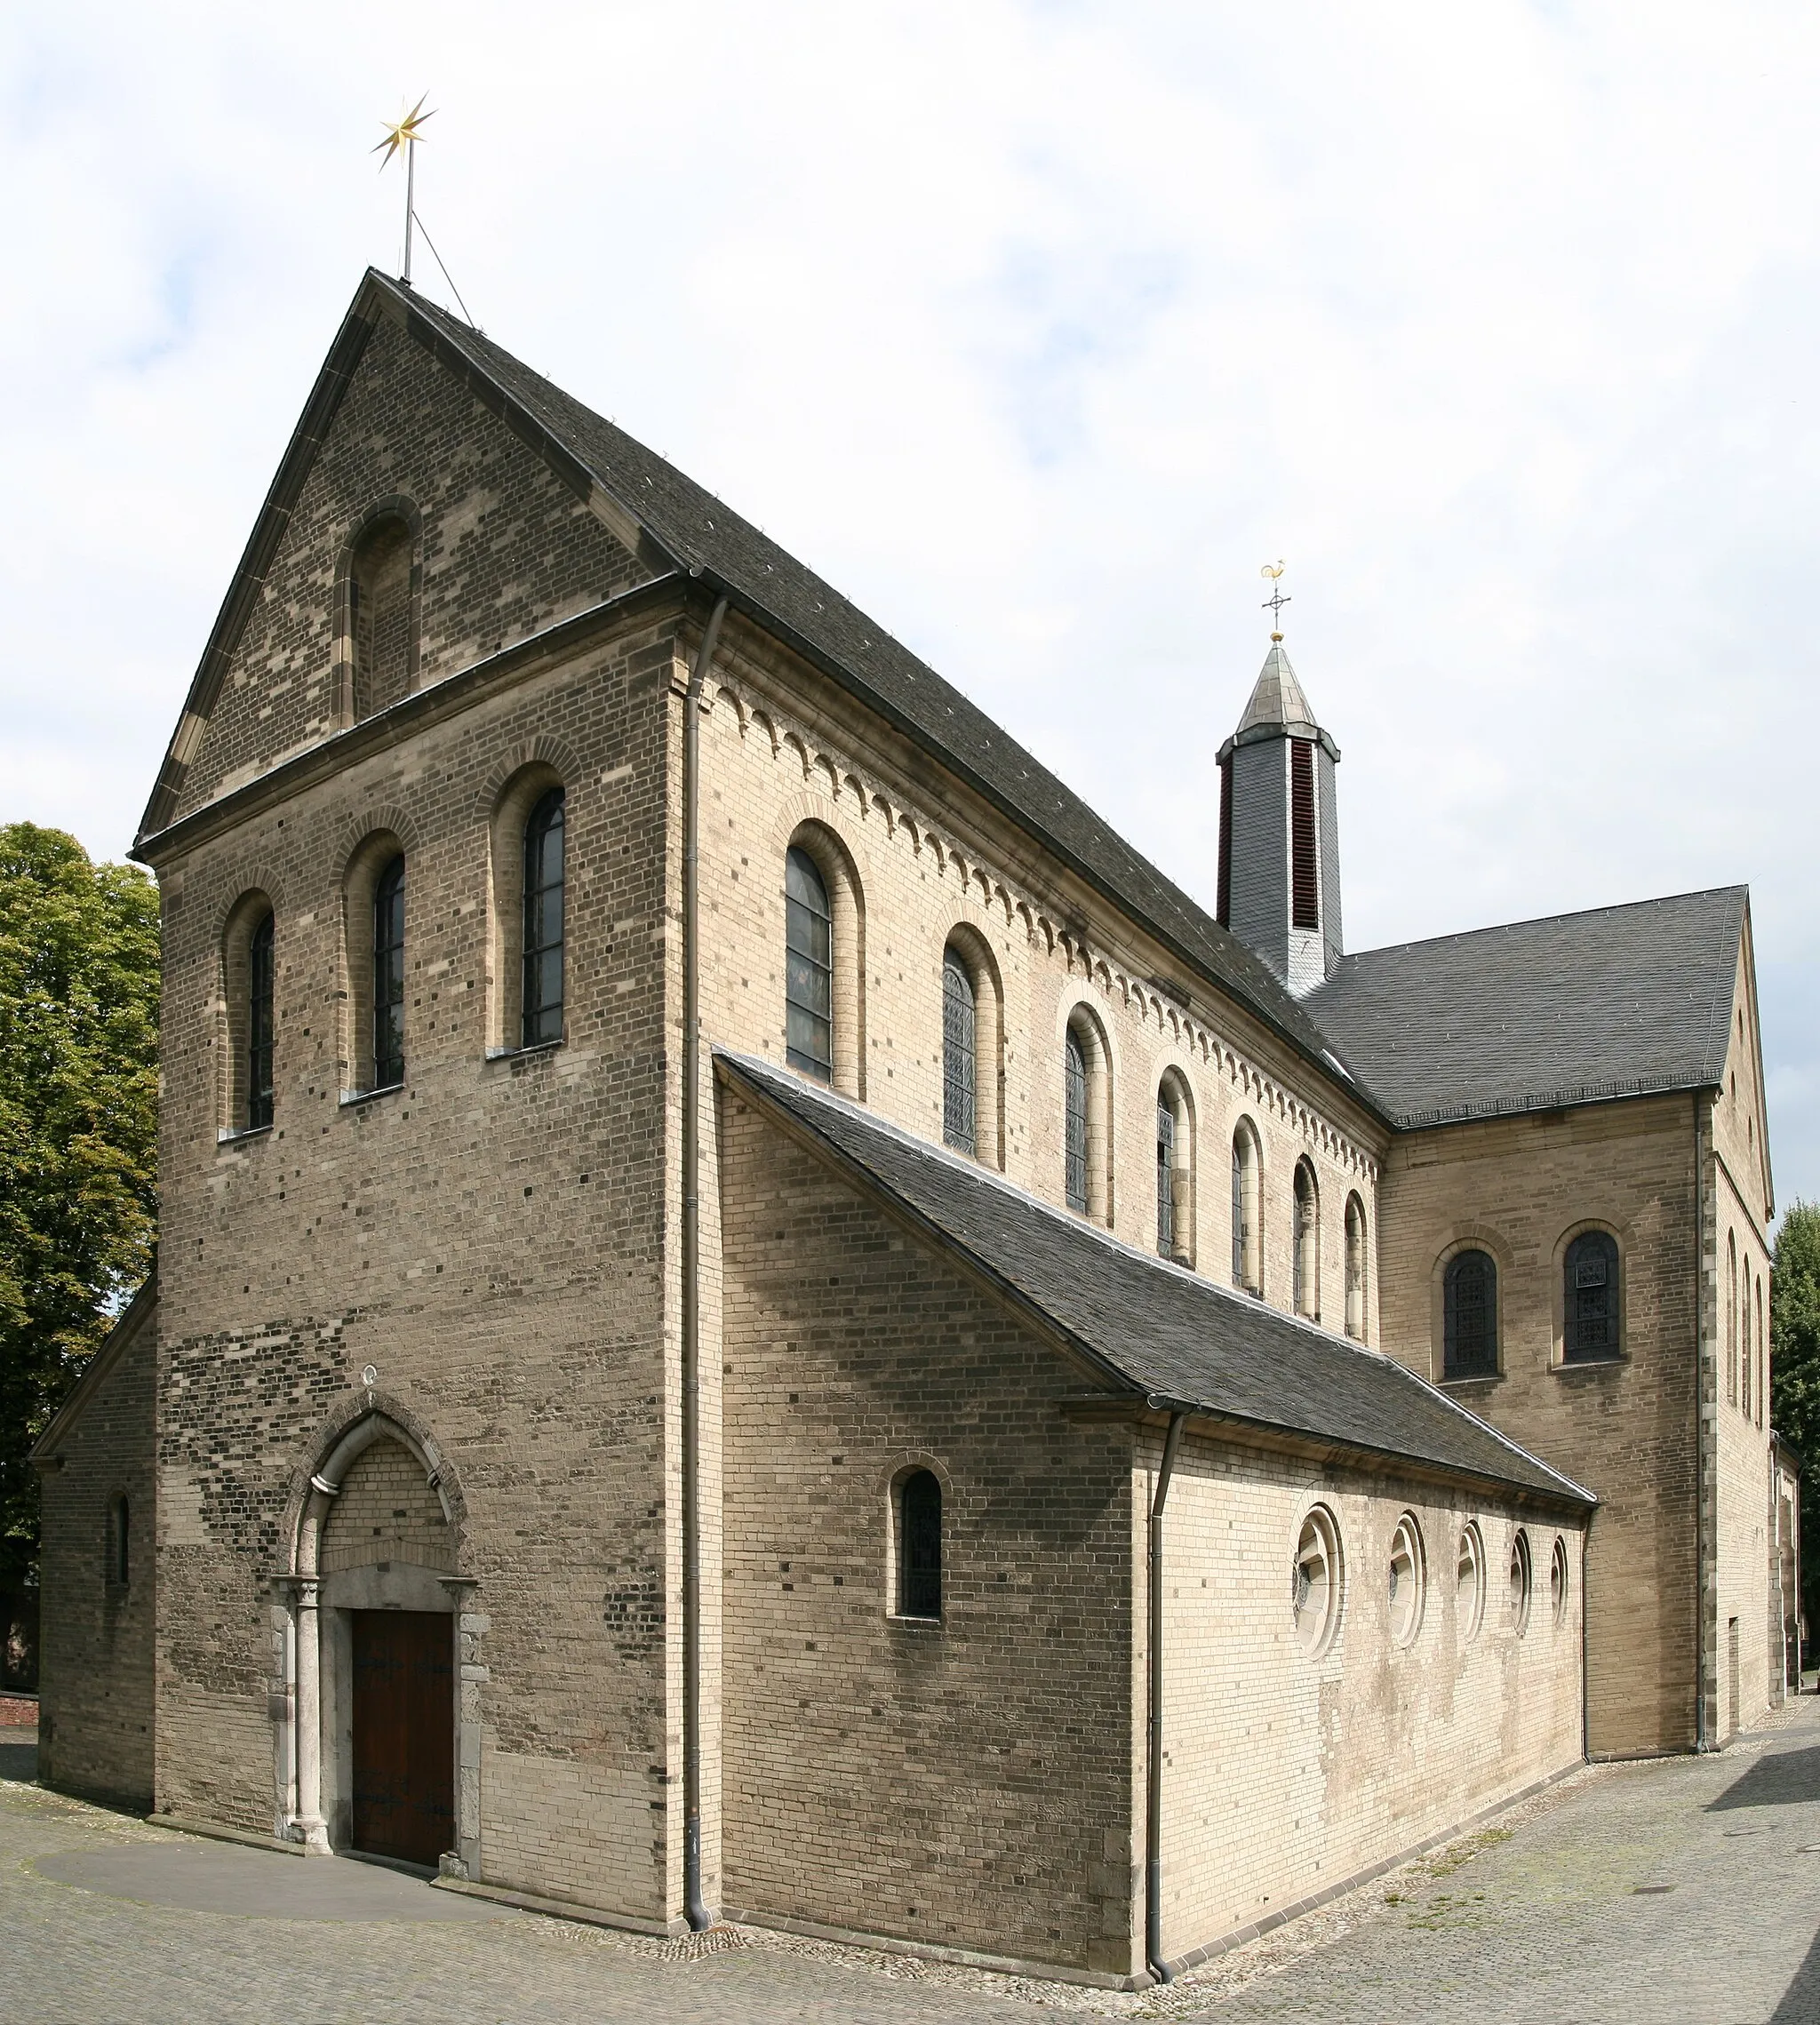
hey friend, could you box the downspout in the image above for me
[682,593,729,1931]
[1145,1409,1187,1986]
[1580,1510,1592,1762]
[1694,1092,1708,1752]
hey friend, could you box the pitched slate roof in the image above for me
[383,280,1347,1086]
[718,1050,1592,1509]
[1305,887,1747,1130]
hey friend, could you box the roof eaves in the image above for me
[31,1273,157,1465]
[1393,1067,1726,1132]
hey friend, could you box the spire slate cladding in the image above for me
[1217,642,1343,997]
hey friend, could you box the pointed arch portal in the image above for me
[275,1404,479,1876]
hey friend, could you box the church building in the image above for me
[31,269,1781,1989]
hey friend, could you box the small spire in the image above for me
[1260,560,1290,643]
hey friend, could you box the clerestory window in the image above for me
[521,787,565,1048]
[1563,1230,1620,1363]
[943,950,977,1156]
[1443,1248,1497,1379]
[371,855,406,1090]
[785,846,833,1082]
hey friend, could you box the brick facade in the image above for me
[36,1291,157,1810]
[30,268,1776,1984]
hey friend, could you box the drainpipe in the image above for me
[1145,1409,1187,1986]
[1694,1093,1708,1752]
[682,593,729,1931]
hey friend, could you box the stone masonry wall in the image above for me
[172,299,651,821]
[1711,928,1774,1742]
[690,630,1385,1343]
[153,587,680,1912]
[1374,1093,1698,1756]
[715,1086,1140,1980]
[1157,1431,1585,1960]
[37,1301,157,1809]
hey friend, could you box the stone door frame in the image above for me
[270,1394,484,1879]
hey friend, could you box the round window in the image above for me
[1291,1506,1344,1657]
[1457,1523,1485,1643]
[1550,1535,1570,1627]
[1509,1527,1533,1635]
[1389,1514,1425,1648]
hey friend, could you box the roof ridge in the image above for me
[1334,883,1749,968]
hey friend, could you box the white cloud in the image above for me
[4,0,1817,1197]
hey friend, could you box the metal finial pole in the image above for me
[1259,560,1290,642]
[374,98,435,285]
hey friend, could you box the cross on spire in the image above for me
[1260,561,1290,642]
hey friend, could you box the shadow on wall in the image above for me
[1707,1744,1820,1812]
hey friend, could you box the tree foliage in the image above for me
[0,824,159,1590]
[1772,1200,1820,1632]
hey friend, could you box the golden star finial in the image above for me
[373,96,434,171]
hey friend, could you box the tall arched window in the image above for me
[1292,1160,1320,1319]
[785,845,833,1081]
[1154,1072,1193,1264]
[1727,1233,1739,1407]
[897,1469,942,1622]
[348,514,415,721]
[1155,1101,1176,1256]
[1062,1009,1111,1221]
[1231,1123,1261,1294]
[371,855,406,1090]
[1563,1229,1620,1363]
[943,949,977,1156]
[521,787,565,1047]
[247,909,275,1131]
[1442,1248,1497,1379]
[1345,1193,1367,1341]
[1065,1029,1089,1213]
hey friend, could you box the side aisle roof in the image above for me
[717,1050,1594,1511]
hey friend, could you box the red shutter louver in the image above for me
[1290,738,1319,930]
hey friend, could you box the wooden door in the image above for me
[350,1609,455,1867]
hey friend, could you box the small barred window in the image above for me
[521,787,565,1048]
[371,855,406,1090]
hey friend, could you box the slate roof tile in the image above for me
[718,1048,1593,1509]
[1305,888,1746,1129]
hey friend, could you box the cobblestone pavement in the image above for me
[5,1700,1820,2024]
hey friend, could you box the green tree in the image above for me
[1772,1200,1820,1636]
[0,823,159,1592]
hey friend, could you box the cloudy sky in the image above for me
[4,2,1816,1207]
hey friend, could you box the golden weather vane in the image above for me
[1260,560,1290,642]
[373,96,435,285]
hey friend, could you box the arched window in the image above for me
[1727,1233,1739,1407]
[348,514,415,721]
[1062,1009,1111,1222]
[108,1495,130,1588]
[897,1469,942,1622]
[371,855,406,1090]
[1292,1160,1320,1319]
[1231,1122,1261,1294]
[785,845,833,1082]
[1345,1193,1368,1341]
[247,908,275,1131]
[1563,1229,1620,1363]
[943,949,977,1156]
[1155,1072,1193,1264]
[1442,1248,1497,1379]
[1509,1527,1533,1635]
[1065,1029,1089,1213]
[521,787,565,1048]
[1457,1523,1485,1643]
